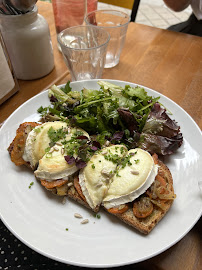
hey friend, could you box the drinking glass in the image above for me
[85,10,130,68]
[58,25,110,81]
[52,0,97,34]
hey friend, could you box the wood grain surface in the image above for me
[0,1,201,269]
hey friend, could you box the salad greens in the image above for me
[38,81,183,155]
[39,81,159,134]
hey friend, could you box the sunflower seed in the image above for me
[67,182,73,187]
[56,142,62,146]
[101,169,111,177]
[131,170,139,175]
[53,146,59,151]
[105,140,110,146]
[81,219,89,224]
[96,182,103,188]
[74,213,83,219]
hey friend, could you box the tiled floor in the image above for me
[98,0,192,29]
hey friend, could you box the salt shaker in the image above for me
[0,33,19,105]
[0,6,54,80]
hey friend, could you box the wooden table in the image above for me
[0,1,201,269]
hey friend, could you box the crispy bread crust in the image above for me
[106,160,174,234]
[67,186,99,212]
[43,183,99,213]
[8,122,39,169]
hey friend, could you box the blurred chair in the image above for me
[99,0,141,22]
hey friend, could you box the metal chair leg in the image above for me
[130,0,141,22]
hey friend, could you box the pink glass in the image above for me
[52,0,97,35]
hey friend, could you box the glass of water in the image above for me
[85,10,130,68]
[58,25,110,81]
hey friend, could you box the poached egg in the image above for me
[34,144,78,181]
[34,125,89,181]
[79,147,158,210]
[23,121,68,169]
[79,145,128,209]
[103,148,158,209]
[22,121,89,181]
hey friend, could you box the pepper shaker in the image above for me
[0,6,54,80]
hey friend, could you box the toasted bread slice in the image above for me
[41,181,99,212]
[8,122,39,168]
[8,122,99,212]
[67,185,99,212]
[38,177,99,212]
[105,160,174,234]
[48,159,175,233]
[8,122,175,233]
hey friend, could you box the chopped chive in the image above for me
[29,182,34,189]
[34,128,41,133]
[93,213,101,219]
[91,164,95,169]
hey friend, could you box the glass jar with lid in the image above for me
[0,6,54,80]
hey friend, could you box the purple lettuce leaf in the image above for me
[143,103,180,138]
[92,140,101,149]
[117,108,139,136]
[138,133,183,155]
[75,158,87,169]
[90,146,98,151]
[50,95,58,103]
[138,103,183,155]
[111,131,124,142]
[76,135,89,140]
[64,155,76,165]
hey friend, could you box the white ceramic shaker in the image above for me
[0,6,54,80]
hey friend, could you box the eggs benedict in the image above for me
[79,146,158,211]
[103,148,158,209]
[8,122,176,234]
[23,121,68,169]
[79,145,128,210]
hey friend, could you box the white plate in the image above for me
[0,79,202,268]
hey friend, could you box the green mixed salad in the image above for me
[38,81,183,156]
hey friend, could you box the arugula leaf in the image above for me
[37,106,48,116]
[98,81,124,94]
[61,81,72,94]
[123,85,149,100]
[48,85,69,103]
